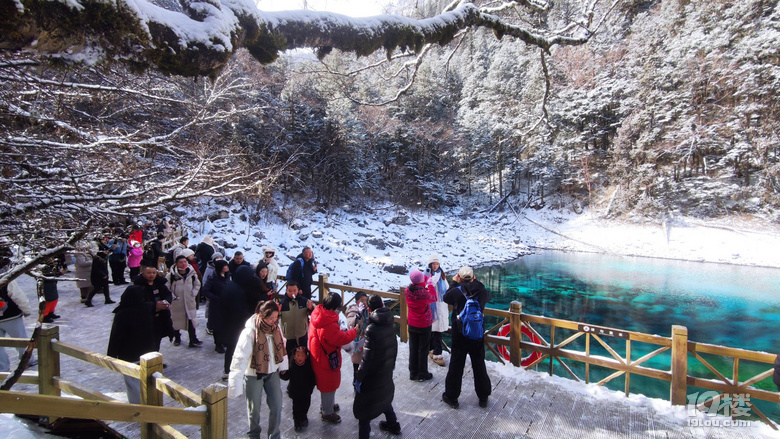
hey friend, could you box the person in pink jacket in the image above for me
[405,270,437,382]
[127,240,144,281]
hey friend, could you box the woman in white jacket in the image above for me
[228,300,288,439]
[425,254,450,367]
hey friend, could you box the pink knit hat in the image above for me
[410,270,425,285]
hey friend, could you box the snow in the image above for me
[186,204,780,296]
[125,0,241,52]
[57,0,84,11]
[260,2,477,34]
[486,360,778,436]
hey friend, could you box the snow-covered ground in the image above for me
[188,204,780,292]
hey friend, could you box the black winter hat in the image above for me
[214,259,229,275]
[368,294,384,311]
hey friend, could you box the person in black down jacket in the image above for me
[353,294,402,438]
[219,265,257,380]
[87,247,113,307]
[141,234,165,269]
[202,259,230,354]
[289,247,318,299]
[441,266,492,410]
[107,284,156,404]
[132,266,174,353]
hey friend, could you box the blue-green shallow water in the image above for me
[474,251,780,422]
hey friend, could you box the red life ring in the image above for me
[497,323,542,367]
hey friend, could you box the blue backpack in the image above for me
[285,257,304,281]
[457,286,484,340]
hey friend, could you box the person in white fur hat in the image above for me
[424,254,449,367]
[262,245,279,289]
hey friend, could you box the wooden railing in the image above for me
[0,326,226,439]
[156,227,187,275]
[287,275,780,430]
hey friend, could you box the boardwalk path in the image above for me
[6,276,776,438]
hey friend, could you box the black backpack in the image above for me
[285,257,304,281]
[165,248,176,268]
[142,244,156,263]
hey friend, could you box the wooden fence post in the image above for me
[37,325,60,424]
[201,383,228,439]
[670,325,688,405]
[318,274,329,303]
[399,287,408,343]
[139,352,164,439]
[509,301,523,368]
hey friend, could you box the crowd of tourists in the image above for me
[0,218,494,439]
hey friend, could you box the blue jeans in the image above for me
[244,372,282,439]
[0,316,31,372]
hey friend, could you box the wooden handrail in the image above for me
[0,325,225,438]
[54,377,118,402]
[53,341,141,378]
[0,391,207,425]
[155,376,202,408]
[689,341,778,362]
[0,371,38,385]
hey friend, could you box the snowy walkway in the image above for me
[3,276,776,438]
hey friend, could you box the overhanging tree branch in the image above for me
[0,0,600,77]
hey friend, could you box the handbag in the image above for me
[320,342,339,370]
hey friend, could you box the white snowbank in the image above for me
[185,204,780,295]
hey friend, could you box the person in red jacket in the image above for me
[308,292,357,424]
[128,224,143,246]
[405,270,437,382]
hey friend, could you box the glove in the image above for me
[354,381,362,394]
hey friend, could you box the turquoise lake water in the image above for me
[472,251,780,420]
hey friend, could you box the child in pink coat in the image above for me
[405,270,437,381]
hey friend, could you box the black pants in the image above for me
[408,325,431,378]
[175,320,198,343]
[358,405,397,439]
[224,341,236,375]
[128,266,140,282]
[292,387,313,424]
[109,259,126,284]
[87,280,111,303]
[444,332,492,400]
[430,331,444,355]
[213,329,226,349]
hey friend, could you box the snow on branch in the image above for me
[0,0,599,77]
[0,54,289,283]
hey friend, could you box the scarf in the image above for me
[251,316,285,374]
[429,268,449,321]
